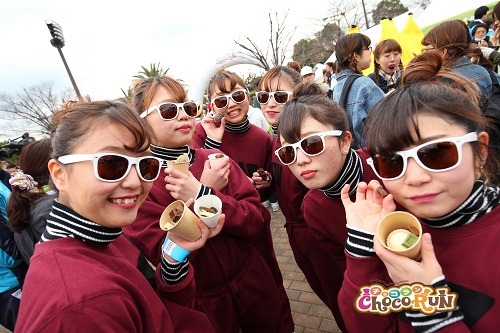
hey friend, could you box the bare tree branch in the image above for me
[0,82,73,136]
[234,10,296,70]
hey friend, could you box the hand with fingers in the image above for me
[251,168,271,189]
[200,159,230,191]
[201,113,226,142]
[340,180,396,233]
[374,233,444,285]
[162,198,226,263]
[164,168,202,202]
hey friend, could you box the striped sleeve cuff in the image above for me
[196,184,213,199]
[345,225,376,258]
[204,137,221,149]
[404,277,464,333]
[160,255,189,285]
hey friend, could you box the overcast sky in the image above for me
[1,0,355,139]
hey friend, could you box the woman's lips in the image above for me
[227,109,241,118]
[301,170,316,179]
[410,193,438,203]
[177,125,191,132]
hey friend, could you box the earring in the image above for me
[476,164,484,180]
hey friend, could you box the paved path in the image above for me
[1,207,341,333]
[268,207,341,333]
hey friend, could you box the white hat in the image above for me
[300,66,314,77]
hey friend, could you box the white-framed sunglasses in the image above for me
[275,130,343,165]
[366,132,478,181]
[58,153,162,182]
[256,91,293,105]
[140,101,199,120]
[211,89,247,109]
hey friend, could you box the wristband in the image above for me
[162,236,190,262]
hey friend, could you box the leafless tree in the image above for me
[405,0,432,10]
[0,82,73,136]
[323,0,375,32]
[234,11,297,71]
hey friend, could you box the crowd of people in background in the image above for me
[1,4,500,332]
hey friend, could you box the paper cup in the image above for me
[194,194,222,228]
[160,200,201,241]
[167,160,189,175]
[208,153,228,169]
[376,211,422,259]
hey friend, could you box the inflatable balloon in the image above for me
[188,51,262,105]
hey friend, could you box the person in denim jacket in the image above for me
[332,33,384,149]
[422,19,498,96]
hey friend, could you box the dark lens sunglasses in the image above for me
[275,130,343,165]
[366,132,478,181]
[211,89,247,109]
[256,91,293,105]
[140,101,199,120]
[58,153,162,182]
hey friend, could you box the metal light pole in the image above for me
[45,20,83,102]
[361,0,370,29]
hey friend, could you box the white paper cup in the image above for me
[208,153,228,169]
[194,194,222,228]
[376,211,422,259]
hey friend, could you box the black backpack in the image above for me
[483,68,500,184]
[339,74,362,149]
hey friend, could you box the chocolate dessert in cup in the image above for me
[376,211,422,259]
[208,153,228,168]
[213,112,224,123]
[160,200,201,241]
[194,194,222,228]
[167,153,190,175]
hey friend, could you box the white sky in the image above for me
[1,0,352,139]
[0,0,341,97]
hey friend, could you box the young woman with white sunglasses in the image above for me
[252,66,348,332]
[125,76,289,333]
[190,69,294,332]
[277,83,386,332]
[16,101,223,332]
[339,52,499,332]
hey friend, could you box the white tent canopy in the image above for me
[326,0,497,64]
[416,0,496,30]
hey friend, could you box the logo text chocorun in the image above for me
[355,283,458,315]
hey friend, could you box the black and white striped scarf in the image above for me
[321,149,363,199]
[422,180,499,228]
[150,144,195,168]
[41,200,122,244]
[271,124,279,135]
[225,117,251,134]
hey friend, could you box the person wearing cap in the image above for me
[301,66,315,84]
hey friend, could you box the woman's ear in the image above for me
[475,131,489,169]
[48,158,67,193]
[341,132,353,154]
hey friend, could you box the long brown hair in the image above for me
[131,76,188,116]
[279,83,349,143]
[258,66,301,92]
[365,51,497,181]
[207,70,247,102]
[52,101,153,160]
[7,139,52,233]
[335,33,371,74]
[421,20,475,66]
